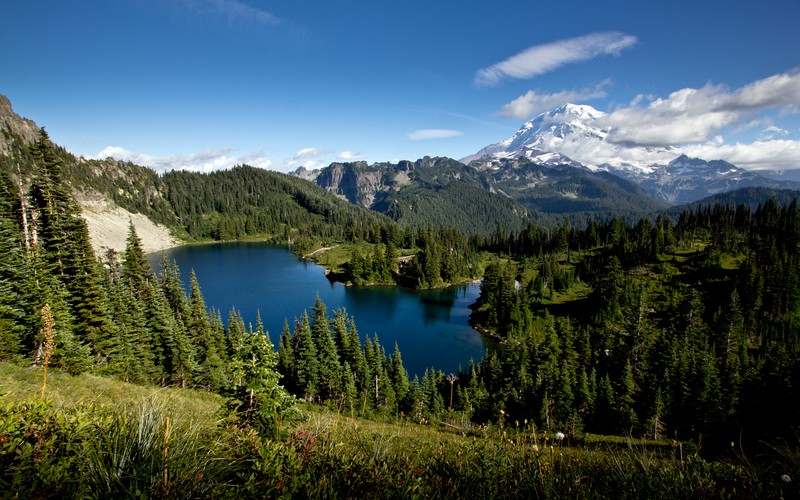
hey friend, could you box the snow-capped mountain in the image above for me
[462,104,603,168]
[463,103,799,203]
[462,103,677,179]
[641,155,797,204]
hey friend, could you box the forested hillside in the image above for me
[463,199,800,450]
[2,121,800,498]
[316,157,530,235]
[0,129,418,432]
[310,156,666,233]
[1,125,407,257]
[159,166,397,249]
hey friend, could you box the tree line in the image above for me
[447,199,800,450]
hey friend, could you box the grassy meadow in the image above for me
[2,361,798,498]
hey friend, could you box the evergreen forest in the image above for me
[2,129,800,497]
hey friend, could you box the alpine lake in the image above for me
[149,242,487,378]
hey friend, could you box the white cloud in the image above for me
[684,139,800,170]
[407,129,463,140]
[182,0,280,26]
[723,70,800,111]
[94,146,272,173]
[284,147,327,170]
[498,80,611,119]
[600,70,800,147]
[475,31,637,87]
[758,125,789,141]
[337,150,364,161]
[293,147,323,159]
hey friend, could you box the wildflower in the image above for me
[555,432,565,442]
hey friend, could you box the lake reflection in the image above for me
[149,242,486,377]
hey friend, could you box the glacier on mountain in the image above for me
[462,103,799,203]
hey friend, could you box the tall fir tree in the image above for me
[188,270,227,391]
[293,311,319,401]
[311,296,341,401]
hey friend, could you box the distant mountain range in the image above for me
[461,103,800,204]
[296,154,666,233]
[2,93,798,243]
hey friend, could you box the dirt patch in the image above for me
[77,190,182,257]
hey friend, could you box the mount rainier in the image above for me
[462,104,799,204]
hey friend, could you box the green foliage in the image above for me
[467,197,800,452]
[228,313,297,438]
[161,165,397,245]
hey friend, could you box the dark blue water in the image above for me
[148,242,486,377]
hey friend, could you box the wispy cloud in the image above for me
[475,31,637,87]
[182,0,280,26]
[600,69,800,147]
[685,139,800,170]
[498,79,612,119]
[284,147,327,170]
[758,125,789,141]
[293,147,323,159]
[95,146,272,173]
[407,129,463,140]
[337,150,365,161]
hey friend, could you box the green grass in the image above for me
[719,253,746,270]
[547,281,593,304]
[2,361,798,498]
[0,362,224,429]
[309,242,416,275]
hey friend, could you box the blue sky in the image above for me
[2,0,800,172]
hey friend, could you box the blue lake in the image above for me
[149,242,486,377]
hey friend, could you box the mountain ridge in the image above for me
[462,103,800,203]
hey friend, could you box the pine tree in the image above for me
[62,218,115,356]
[340,361,358,415]
[293,311,319,400]
[28,129,78,278]
[99,272,151,383]
[159,257,190,324]
[187,270,227,391]
[332,307,351,357]
[311,296,341,401]
[226,309,247,360]
[122,221,152,295]
[231,323,295,437]
[388,342,410,411]
[0,171,32,358]
[277,319,296,392]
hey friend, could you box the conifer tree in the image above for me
[388,342,410,411]
[340,361,358,415]
[230,320,295,437]
[62,218,115,355]
[122,221,152,295]
[346,315,367,392]
[98,271,151,383]
[28,129,77,278]
[311,296,341,401]
[277,319,296,392]
[0,171,32,358]
[226,309,247,360]
[159,257,190,324]
[187,270,227,391]
[332,308,351,360]
[293,311,319,400]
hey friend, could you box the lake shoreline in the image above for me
[149,242,487,378]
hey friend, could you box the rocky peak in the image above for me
[0,94,41,152]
